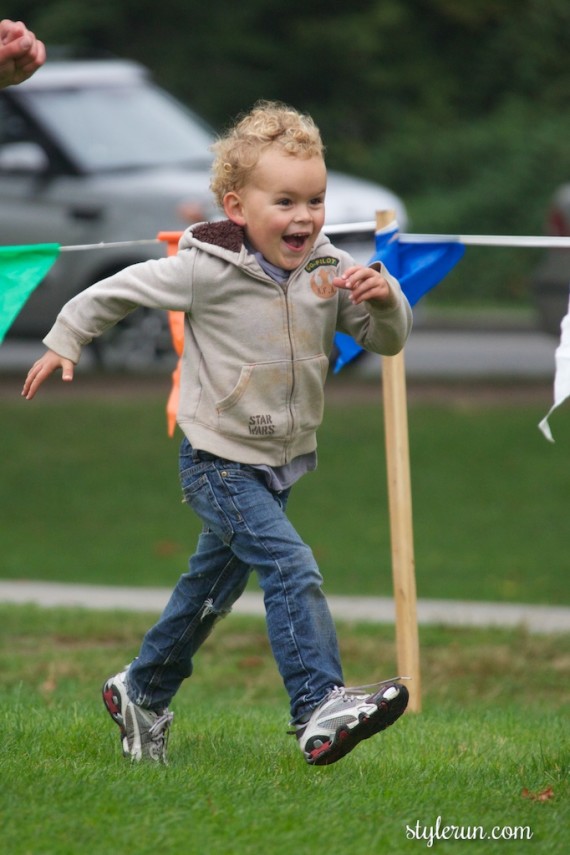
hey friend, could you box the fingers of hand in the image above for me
[22,360,44,399]
[21,356,73,400]
[15,36,45,72]
[334,269,389,304]
[0,23,44,80]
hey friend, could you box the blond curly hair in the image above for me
[210,100,325,208]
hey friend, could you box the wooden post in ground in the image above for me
[377,210,422,712]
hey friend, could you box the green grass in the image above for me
[3,377,568,853]
[3,376,569,604]
[1,605,568,855]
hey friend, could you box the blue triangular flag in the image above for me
[332,221,465,372]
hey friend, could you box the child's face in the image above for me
[223,146,327,271]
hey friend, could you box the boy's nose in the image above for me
[294,205,311,222]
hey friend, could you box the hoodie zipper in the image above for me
[281,258,312,462]
[282,283,296,462]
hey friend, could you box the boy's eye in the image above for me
[275,196,324,208]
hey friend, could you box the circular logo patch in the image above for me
[310,268,337,299]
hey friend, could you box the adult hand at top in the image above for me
[0,19,46,88]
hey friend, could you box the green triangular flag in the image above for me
[0,243,61,343]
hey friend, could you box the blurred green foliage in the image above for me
[14,0,570,302]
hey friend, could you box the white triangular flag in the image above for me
[539,287,570,441]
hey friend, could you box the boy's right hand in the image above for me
[22,350,75,400]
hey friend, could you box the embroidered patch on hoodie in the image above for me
[305,256,339,274]
[306,256,339,299]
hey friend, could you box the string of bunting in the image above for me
[1,226,569,444]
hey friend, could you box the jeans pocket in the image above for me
[180,467,235,545]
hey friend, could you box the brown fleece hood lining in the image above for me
[193,220,245,253]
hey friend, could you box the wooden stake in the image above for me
[377,210,422,712]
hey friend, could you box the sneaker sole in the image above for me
[102,677,128,747]
[306,683,409,766]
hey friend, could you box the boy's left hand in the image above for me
[333,265,396,308]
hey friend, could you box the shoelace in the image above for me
[289,676,410,734]
[148,710,174,739]
[336,676,411,700]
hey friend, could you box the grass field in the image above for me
[1,604,569,855]
[2,375,569,853]
[2,375,569,604]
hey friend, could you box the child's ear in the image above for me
[223,192,246,226]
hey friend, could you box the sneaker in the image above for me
[102,670,174,763]
[294,678,409,766]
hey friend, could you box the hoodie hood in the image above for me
[179,219,334,273]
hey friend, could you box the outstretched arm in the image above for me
[22,350,75,400]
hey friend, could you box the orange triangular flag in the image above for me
[157,232,185,437]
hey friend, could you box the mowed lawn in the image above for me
[1,374,569,853]
[2,373,569,605]
[1,605,568,855]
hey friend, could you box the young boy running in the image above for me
[23,101,413,766]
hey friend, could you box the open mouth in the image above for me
[283,233,309,251]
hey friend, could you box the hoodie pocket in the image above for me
[292,353,329,432]
[213,355,328,441]
[215,361,290,440]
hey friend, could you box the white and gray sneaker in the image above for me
[294,679,409,766]
[102,670,174,764]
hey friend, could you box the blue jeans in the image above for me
[127,438,343,722]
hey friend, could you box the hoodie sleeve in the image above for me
[43,250,196,362]
[336,260,413,357]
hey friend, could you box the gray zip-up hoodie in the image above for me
[43,220,412,465]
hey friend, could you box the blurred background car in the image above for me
[0,58,408,368]
[532,183,570,337]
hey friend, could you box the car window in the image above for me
[18,84,214,173]
[0,98,37,145]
